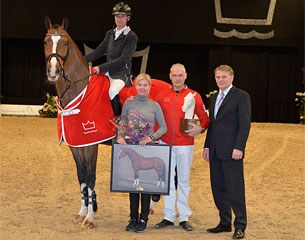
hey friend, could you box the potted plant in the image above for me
[205,90,218,111]
[295,92,305,124]
[38,93,58,118]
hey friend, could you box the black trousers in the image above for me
[209,154,247,230]
[129,193,151,221]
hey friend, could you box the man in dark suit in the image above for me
[203,65,251,239]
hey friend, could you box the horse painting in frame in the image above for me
[111,143,171,195]
[117,147,166,188]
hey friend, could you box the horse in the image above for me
[117,147,166,188]
[43,16,115,229]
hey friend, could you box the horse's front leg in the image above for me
[133,170,139,186]
[70,147,88,223]
[156,176,165,189]
[80,144,98,229]
[156,179,165,188]
[70,145,98,229]
[78,183,88,221]
[81,188,96,229]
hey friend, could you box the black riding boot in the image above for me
[111,94,122,117]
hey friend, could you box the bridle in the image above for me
[45,33,96,101]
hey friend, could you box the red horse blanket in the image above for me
[56,74,116,147]
[56,70,170,147]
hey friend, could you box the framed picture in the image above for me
[110,142,172,194]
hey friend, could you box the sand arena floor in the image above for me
[0,117,304,240]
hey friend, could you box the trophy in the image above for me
[180,92,199,132]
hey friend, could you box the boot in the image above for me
[111,94,122,117]
[82,186,88,207]
[151,194,160,202]
[90,190,98,212]
[126,218,138,232]
[136,219,147,232]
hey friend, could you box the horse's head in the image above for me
[44,16,70,82]
[43,17,90,106]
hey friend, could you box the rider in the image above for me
[84,2,138,116]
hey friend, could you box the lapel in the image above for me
[114,27,131,42]
[216,87,236,116]
[107,30,115,51]
[211,86,237,120]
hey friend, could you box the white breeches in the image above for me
[105,72,125,100]
[159,140,194,222]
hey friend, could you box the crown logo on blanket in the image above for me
[82,120,96,130]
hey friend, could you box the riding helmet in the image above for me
[112,2,132,16]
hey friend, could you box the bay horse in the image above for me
[44,17,111,229]
[117,147,166,188]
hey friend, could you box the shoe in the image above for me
[126,218,138,232]
[232,229,245,239]
[136,219,147,233]
[207,224,232,233]
[155,219,174,228]
[151,194,161,202]
[179,221,193,231]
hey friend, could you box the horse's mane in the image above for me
[52,24,62,29]
[124,147,140,156]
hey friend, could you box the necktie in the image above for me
[214,92,225,118]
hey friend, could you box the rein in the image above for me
[59,68,97,102]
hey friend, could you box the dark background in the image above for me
[1,0,304,123]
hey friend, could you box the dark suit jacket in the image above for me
[204,86,251,159]
[84,28,138,86]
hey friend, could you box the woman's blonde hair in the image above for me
[135,73,152,85]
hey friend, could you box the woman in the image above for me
[117,73,167,232]
[84,2,138,116]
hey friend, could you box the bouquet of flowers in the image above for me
[110,110,150,143]
[38,93,58,118]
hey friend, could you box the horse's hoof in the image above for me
[80,220,94,229]
[87,222,94,229]
[74,215,86,224]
